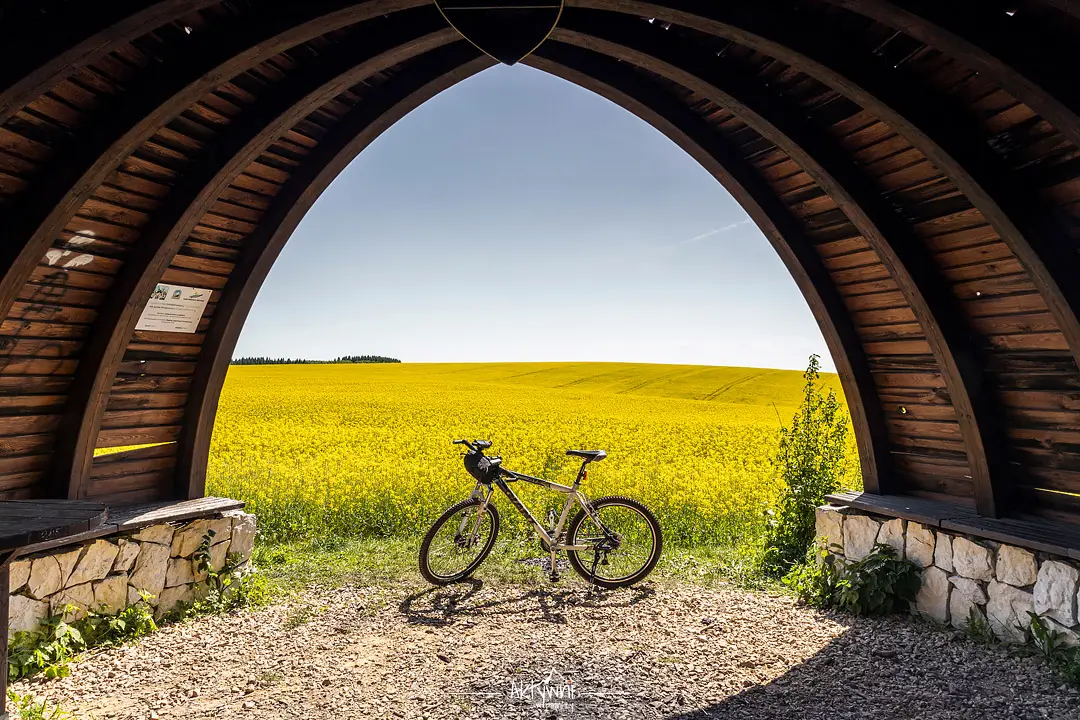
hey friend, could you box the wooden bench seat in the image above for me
[12,496,244,558]
[826,490,1080,560]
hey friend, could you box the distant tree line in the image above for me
[230,355,401,366]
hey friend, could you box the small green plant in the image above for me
[80,597,159,646]
[1026,611,1070,662]
[1011,612,1080,689]
[5,690,75,720]
[8,613,87,680]
[762,355,854,577]
[834,544,921,616]
[7,598,157,681]
[962,606,996,645]
[166,531,268,620]
[784,543,920,616]
[782,545,841,608]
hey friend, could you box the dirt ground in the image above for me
[15,578,1080,720]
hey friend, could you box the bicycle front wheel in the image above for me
[566,496,662,589]
[419,497,500,585]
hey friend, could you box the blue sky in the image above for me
[235,64,832,371]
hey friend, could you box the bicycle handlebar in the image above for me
[453,439,492,452]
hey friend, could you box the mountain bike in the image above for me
[418,439,663,589]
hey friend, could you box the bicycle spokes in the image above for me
[573,503,655,582]
[427,505,495,579]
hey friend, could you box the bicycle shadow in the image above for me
[398,580,657,628]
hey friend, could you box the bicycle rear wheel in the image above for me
[566,496,662,589]
[419,497,500,585]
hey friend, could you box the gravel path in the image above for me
[15,578,1080,719]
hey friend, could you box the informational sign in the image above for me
[135,283,211,333]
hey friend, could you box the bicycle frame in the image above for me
[457,461,603,556]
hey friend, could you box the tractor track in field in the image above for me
[613,367,703,396]
[19,578,1079,720]
[700,370,770,402]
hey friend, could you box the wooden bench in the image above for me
[826,490,1080,560]
[1,500,108,720]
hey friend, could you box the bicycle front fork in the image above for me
[546,510,560,580]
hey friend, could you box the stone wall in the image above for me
[816,505,1080,643]
[7,510,256,636]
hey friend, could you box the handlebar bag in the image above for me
[464,451,498,482]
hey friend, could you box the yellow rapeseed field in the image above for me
[206,362,856,547]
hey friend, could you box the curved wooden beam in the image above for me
[823,0,1080,150]
[0,0,221,125]
[50,31,474,499]
[576,0,1080,373]
[175,52,497,498]
[550,17,1011,513]
[0,0,431,326]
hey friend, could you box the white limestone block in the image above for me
[226,510,256,561]
[950,575,988,605]
[50,582,95,622]
[877,518,906,557]
[905,523,936,568]
[129,541,170,599]
[128,584,152,608]
[166,557,195,588]
[156,585,194,619]
[950,591,983,630]
[55,547,82,587]
[842,514,881,561]
[9,558,31,593]
[916,566,950,624]
[996,545,1037,587]
[26,556,62,600]
[8,594,49,635]
[113,539,140,573]
[814,505,844,555]
[92,574,129,614]
[1044,616,1080,647]
[132,523,175,547]
[987,579,1035,642]
[953,537,994,582]
[208,516,233,545]
[67,540,120,586]
[194,542,229,582]
[171,519,211,558]
[934,532,954,573]
[1033,560,1079,627]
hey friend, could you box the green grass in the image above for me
[252,532,777,598]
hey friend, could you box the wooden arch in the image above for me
[2,0,1080,536]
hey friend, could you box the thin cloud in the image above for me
[675,218,753,248]
[638,219,755,266]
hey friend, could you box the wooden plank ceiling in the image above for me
[0,0,1078,529]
